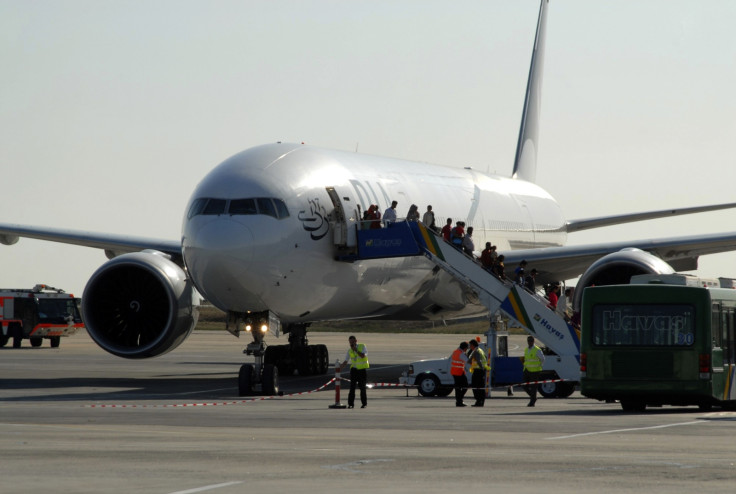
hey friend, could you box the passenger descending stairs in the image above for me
[353,221,580,360]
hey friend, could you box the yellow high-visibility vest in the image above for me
[349,344,369,369]
[523,346,543,372]
[470,348,488,372]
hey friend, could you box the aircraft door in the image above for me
[325,187,358,248]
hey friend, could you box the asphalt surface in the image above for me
[1,330,735,493]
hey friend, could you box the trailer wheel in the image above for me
[12,336,22,348]
[0,335,8,347]
[50,336,61,348]
[416,374,440,397]
[30,337,43,348]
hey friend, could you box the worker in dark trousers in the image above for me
[467,339,487,407]
[339,335,369,409]
[450,341,469,407]
[522,336,545,407]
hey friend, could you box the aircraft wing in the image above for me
[0,223,182,260]
[502,231,736,284]
[565,202,736,233]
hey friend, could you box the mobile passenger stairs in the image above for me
[340,220,581,396]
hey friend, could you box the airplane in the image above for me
[2,0,736,395]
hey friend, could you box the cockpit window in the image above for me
[189,197,289,220]
[202,199,226,215]
[274,198,290,218]
[229,199,257,215]
[187,198,208,219]
[257,198,277,218]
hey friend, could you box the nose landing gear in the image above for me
[228,312,328,397]
[239,335,280,396]
[227,311,281,397]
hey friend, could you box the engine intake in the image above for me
[82,251,199,359]
[573,248,676,310]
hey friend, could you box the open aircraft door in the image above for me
[325,186,358,248]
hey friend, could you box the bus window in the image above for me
[591,304,695,347]
[726,308,736,364]
[712,303,723,348]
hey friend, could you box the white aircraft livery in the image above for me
[3,1,736,394]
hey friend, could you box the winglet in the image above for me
[511,0,549,183]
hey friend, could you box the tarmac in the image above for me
[1,330,735,493]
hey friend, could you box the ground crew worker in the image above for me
[467,339,487,407]
[521,336,545,407]
[339,335,369,409]
[450,341,469,407]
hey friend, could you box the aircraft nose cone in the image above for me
[183,217,254,302]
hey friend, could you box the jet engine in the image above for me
[572,248,676,310]
[82,250,199,359]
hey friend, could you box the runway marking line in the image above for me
[168,481,243,494]
[547,420,702,440]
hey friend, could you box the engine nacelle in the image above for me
[82,250,199,359]
[573,248,676,310]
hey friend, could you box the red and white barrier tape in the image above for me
[87,378,337,408]
[340,376,570,390]
[87,377,572,408]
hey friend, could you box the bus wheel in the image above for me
[30,337,43,348]
[620,400,646,412]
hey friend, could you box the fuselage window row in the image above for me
[187,197,290,220]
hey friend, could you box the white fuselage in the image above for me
[181,143,566,322]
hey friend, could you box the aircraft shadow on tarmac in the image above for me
[0,363,402,403]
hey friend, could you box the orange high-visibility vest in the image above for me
[450,348,466,376]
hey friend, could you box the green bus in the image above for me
[580,276,736,411]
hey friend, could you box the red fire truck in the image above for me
[0,284,84,349]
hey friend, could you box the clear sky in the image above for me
[1,0,735,296]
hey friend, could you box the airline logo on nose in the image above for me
[298,198,330,240]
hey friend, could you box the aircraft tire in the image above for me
[262,364,279,396]
[315,344,328,374]
[238,364,254,396]
[297,346,315,376]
